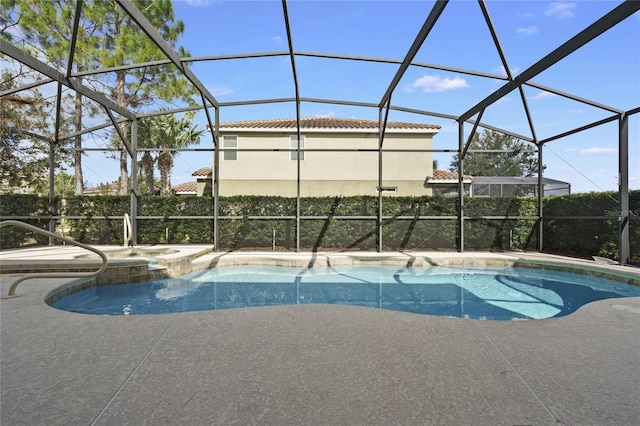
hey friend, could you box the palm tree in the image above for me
[141,149,156,194]
[137,117,162,195]
[53,172,77,198]
[138,114,203,196]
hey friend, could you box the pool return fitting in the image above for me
[0,220,108,298]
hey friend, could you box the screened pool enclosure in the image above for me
[1,1,638,263]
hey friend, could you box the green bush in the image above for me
[1,192,637,262]
[64,195,130,244]
[542,191,639,261]
[0,194,50,248]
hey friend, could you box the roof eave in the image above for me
[428,179,473,184]
[219,127,440,135]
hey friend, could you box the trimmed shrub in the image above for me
[0,194,50,248]
[1,191,636,263]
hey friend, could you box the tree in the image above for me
[137,115,163,195]
[138,114,203,196]
[449,129,542,177]
[0,70,72,193]
[8,0,198,195]
[31,171,78,198]
[10,0,103,195]
[52,172,77,198]
[140,148,157,195]
[95,0,198,195]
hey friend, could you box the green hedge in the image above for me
[137,196,210,244]
[62,195,131,244]
[0,194,50,248]
[1,192,637,262]
[542,191,640,260]
[464,196,539,251]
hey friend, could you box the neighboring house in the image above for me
[171,181,198,196]
[470,176,570,197]
[422,172,571,197]
[0,171,40,194]
[424,170,473,196]
[172,168,211,196]
[0,182,34,194]
[82,182,120,195]
[175,117,441,197]
[171,117,570,198]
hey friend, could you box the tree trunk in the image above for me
[116,70,129,195]
[74,79,84,195]
[141,151,155,195]
[158,151,173,196]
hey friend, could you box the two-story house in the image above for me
[174,117,441,197]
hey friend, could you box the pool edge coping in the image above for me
[42,251,640,307]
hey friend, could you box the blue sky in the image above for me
[77,0,639,193]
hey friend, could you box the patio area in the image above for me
[1,249,639,425]
[3,1,639,422]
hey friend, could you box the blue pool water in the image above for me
[50,265,640,320]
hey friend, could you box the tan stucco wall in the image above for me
[215,130,435,197]
[217,180,434,197]
[196,180,211,197]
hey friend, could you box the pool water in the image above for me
[50,264,640,320]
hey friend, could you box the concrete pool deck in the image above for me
[1,247,639,425]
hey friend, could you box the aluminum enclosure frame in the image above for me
[1,0,638,264]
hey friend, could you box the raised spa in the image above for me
[75,247,179,262]
[49,263,640,320]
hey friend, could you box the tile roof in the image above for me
[192,167,213,177]
[220,117,440,131]
[172,181,197,193]
[82,182,120,195]
[427,170,473,181]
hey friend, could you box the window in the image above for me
[290,135,305,161]
[222,136,237,161]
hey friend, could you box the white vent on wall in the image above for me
[376,187,397,193]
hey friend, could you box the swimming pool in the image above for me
[49,263,640,320]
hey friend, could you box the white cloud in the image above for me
[403,74,469,94]
[545,2,576,20]
[567,108,583,114]
[517,26,539,36]
[211,86,234,97]
[529,91,557,101]
[312,110,336,118]
[272,36,282,44]
[493,65,520,77]
[581,147,617,155]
